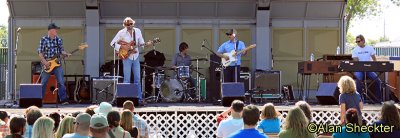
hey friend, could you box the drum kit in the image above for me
[142,57,208,103]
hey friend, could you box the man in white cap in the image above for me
[63,113,91,138]
[89,114,110,138]
[95,102,113,117]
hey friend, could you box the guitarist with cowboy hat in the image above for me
[217,29,247,82]
[37,23,71,104]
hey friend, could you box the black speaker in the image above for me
[19,84,43,108]
[208,54,222,102]
[316,83,340,105]
[116,83,139,107]
[221,83,245,107]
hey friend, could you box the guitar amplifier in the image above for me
[254,70,281,97]
[91,77,116,104]
[240,72,251,92]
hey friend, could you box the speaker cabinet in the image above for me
[19,84,43,108]
[254,70,281,95]
[32,75,58,104]
[221,83,245,107]
[316,83,340,105]
[92,78,116,104]
[116,83,139,107]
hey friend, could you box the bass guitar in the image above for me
[43,44,88,73]
[118,37,160,59]
[221,44,256,67]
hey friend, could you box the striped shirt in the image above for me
[133,114,149,137]
[37,35,64,61]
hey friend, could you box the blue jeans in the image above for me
[354,72,382,102]
[41,66,67,102]
[123,57,142,101]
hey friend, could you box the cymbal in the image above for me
[190,58,208,61]
[190,67,205,70]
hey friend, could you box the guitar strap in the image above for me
[132,28,136,45]
[235,40,239,52]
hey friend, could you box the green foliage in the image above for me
[378,36,389,42]
[367,39,378,46]
[346,33,356,46]
[345,0,381,33]
[0,25,6,39]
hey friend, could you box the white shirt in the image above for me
[216,117,243,138]
[110,27,145,60]
[352,45,376,61]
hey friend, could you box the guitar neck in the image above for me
[70,48,80,54]
[236,47,253,55]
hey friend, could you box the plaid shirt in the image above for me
[0,121,9,138]
[133,114,149,137]
[37,35,64,61]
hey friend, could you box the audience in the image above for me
[338,75,363,125]
[229,105,267,138]
[71,111,82,118]
[120,110,139,138]
[216,100,245,138]
[0,110,10,137]
[95,102,113,117]
[278,107,315,138]
[107,110,131,138]
[123,101,150,138]
[90,114,109,138]
[49,112,61,132]
[5,116,26,138]
[55,116,75,138]
[370,101,400,138]
[332,108,370,138]
[257,103,280,134]
[24,107,43,138]
[32,116,55,138]
[62,113,91,138]
[295,101,312,122]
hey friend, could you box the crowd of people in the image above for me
[0,76,399,138]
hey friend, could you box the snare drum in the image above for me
[177,66,190,78]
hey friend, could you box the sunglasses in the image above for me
[125,23,133,26]
[226,34,232,36]
[356,40,362,43]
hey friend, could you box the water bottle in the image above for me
[336,46,340,55]
[187,128,197,138]
[310,53,315,61]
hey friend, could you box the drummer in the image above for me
[171,42,195,86]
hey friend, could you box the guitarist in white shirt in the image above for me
[217,29,246,82]
[110,17,152,105]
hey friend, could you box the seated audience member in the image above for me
[55,116,75,138]
[295,101,312,122]
[24,108,43,138]
[333,108,370,138]
[90,114,110,138]
[49,112,61,132]
[123,101,149,138]
[32,116,55,138]
[85,105,98,116]
[120,110,139,138]
[107,111,131,138]
[5,116,26,138]
[0,111,10,137]
[229,105,267,138]
[72,111,82,118]
[338,76,363,125]
[370,101,400,138]
[257,103,281,133]
[278,107,315,138]
[62,113,91,138]
[216,100,245,138]
[95,102,113,117]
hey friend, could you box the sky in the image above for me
[1,0,400,41]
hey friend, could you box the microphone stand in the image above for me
[9,29,21,107]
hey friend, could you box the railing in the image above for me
[376,47,400,57]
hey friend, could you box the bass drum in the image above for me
[160,79,183,102]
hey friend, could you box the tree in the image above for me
[0,25,7,47]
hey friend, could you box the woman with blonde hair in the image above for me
[257,103,281,133]
[55,116,75,138]
[120,110,140,138]
[32,116,54,138]
[295,101,312,122]
[337,75,363,125]
[370,101,400,138]
[278,107,315,138]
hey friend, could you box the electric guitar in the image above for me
[118,38,161,59]
[221,44,256,67]
[43,44,88,73]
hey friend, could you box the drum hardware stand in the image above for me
[94,82,114,104]
[144,69,163,102]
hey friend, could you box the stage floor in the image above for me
[0,102,383,115]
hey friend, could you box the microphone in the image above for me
[17,27,21,32]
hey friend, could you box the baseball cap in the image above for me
[48,23,60,30]
[94,102,113,117]
[90,114,108,129]
[76,113,91,125]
